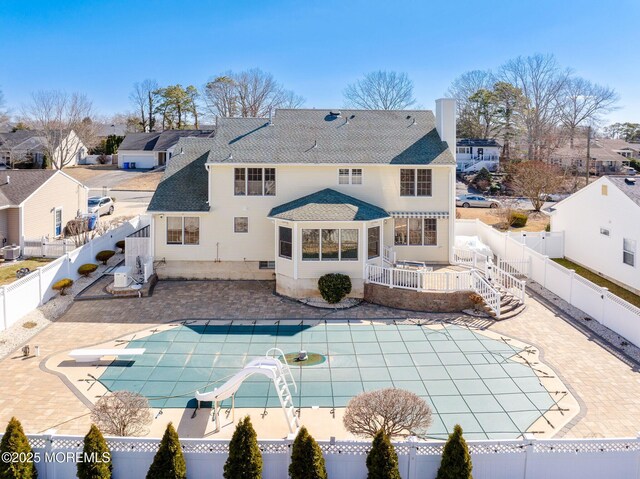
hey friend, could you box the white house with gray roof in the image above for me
[118,130,214,169]
[550,176,640,295]
[147,99,457,298]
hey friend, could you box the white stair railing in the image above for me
[470,269,501,318]
[383,245,396,265]
[489,263,526,304]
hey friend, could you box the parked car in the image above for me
[88,196,114,216]
[456,194,501,208]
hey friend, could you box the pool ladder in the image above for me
[266,348,300,434]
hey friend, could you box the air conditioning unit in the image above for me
[2,245,21,261]
[113,266,132,288]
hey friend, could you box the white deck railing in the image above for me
[497,257,531,278]
[452,247,489,273]
[470,270,501,318]
[365,264,473,292]
[382,245,396,265]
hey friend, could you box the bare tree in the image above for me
[23,90,98,169]
[91,391,153,437]
[343,388,433,439]
[344,71,416,110]
[129,79,159,132]
[560,77,618,147]
[507,161,564,211]
[499,54,570,161]
[203,69,305,119]
[447,70,496,138]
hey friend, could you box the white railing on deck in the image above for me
[452,247,489,273]
[365,264,473,293]
[497,257,531,278]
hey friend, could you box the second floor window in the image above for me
[234,167,276,196]
[338,168,363,185]
[400,168,432,196]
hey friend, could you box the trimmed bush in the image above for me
[0,417,38,479]
[224,416,262,479]
[146,423,186,479]
[115,240,125,252]
[318,273,352,304]
[289,426,327,479]
[366,430,400,479]
[77,263,99,277]
[509,211,529,228]
[436,424,473,479]
[77,424,112,479]
[52,278,73,296]
[96,250,115,265]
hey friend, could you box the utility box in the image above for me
[113,266,132,288]
[2,245,21,261]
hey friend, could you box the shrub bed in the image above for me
[96,250,115,265]
[318,273,352,304]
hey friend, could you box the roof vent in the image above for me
[312,140,317,149]
[625,177,637,185]
[6,176,9,185]
[329,111,341,117]
[406,115,411,119]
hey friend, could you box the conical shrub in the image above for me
[289,426,327,479]
[224,416,262,479]
[77,424,112,479]
[0,417,38,479]
[436,424,473,479]
[145,423,186,479]
[366,430,400,479]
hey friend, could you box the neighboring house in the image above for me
[456,139,500,173]
[147,99,457,298]
[118,129,214,169]
[549,139,633,174]
[549,176,640,295]
[0,170,88,250]
[600,138,640,161]
[0,129,88,168]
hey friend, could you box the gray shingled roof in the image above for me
[153,130,214,152]
[206,109,455,165]
[608,176,640,207]
[268,188,390,221]
[0,130,45,150]
[147,138,212,212]
[0,170,58,207]
[119,132,161,151]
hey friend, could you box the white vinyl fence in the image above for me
[457,219,640,348]
[11,433,640,479]
[0,216,150,331]
[23,237,76,258]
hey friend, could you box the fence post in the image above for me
[522,434,536,479]
[1,287,6,331]
[601,287,609,326]
[406,437,417,479]
[543,256,549,288]
[390,268,394,289]
[38,269,43,305]
[43,432,56,479]
[568,269,575,304]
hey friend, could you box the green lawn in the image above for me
[0,258,53,286]
[552,258,640,309]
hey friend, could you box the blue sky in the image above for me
[1,0,638,124]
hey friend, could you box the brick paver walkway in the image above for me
[1,280,639,438]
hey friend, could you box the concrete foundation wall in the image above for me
[364,283,474,312]
[156,261,275,280]
[276,274,364,299]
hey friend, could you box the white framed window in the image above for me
[279,226,292,259]
[394,218,438,246]
[456,147,470,154]
[301,228,358,261]
[54,207,63,237]
[166,217,200,245]
[234,217,248,233]
[234,167,276,196]
[259,261,275,269]
[400,169,432,196]
[600,227,610,237]
[338,168,363,185]
[623,238,636,267]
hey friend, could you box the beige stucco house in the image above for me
[0,170,88,250]
[147,99,457,298]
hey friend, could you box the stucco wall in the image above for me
[22,173,87,239]
[155,260,275,280]
[551,177,640,293]
[364,283,474,312]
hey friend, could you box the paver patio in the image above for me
[0,280,639,439]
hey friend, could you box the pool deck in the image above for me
[1,280,640,439]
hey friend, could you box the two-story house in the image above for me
[147,99,457,298]
[455,139,500,173]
